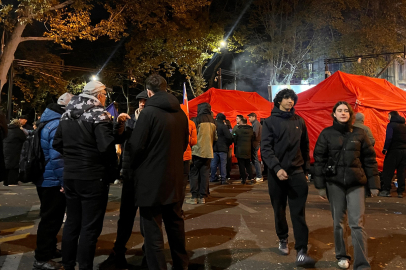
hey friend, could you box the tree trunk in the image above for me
[0,23,27,102]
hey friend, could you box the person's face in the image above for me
[97,90,107,106]
[236,117,242,124]
[19,119,27,126]
[248,116,256,123]
[279,97,294,112]
[334,104,350,123]
[139,99,146,111]
[388,114,392,121]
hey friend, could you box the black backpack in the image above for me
[19,121,49,183]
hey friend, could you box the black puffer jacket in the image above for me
[213,119,232,153]
[313,120,380,190]
[383,114,406,151]
[3,124,26,169]
[233,125,254,159]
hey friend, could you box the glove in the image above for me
[371,189,379,197]
[318,188,327,200]
[382,149,387,155]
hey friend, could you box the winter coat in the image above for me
[37,105,65,187]
[353,120,375,146]
[180,105,197,161]
[213,119,233,153]
[313,120,380,190]
[192,103,217,158]
[114,115,136,180]
[383,114,406,151]
[261,107,310,175]
[251,119,262,148]
[3,124,26,169]
[129,91,189,207]
[53,94,117,181]
[233,125,254,159]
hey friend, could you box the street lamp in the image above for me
[91,75,98,81]
[220,40,227,48]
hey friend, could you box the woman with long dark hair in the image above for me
[313,101,379,270]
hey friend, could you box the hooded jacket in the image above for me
[53,94,117,181]
[213,115,233,153]
[261,107,310,175]
[383,114,406,151]
[313,120,380,190]
[129,91,189,207]
[3,124,26,169]
[233,125,254,159]
[181,105,197,161]
[37,104,65,187]
[192,103,217,158]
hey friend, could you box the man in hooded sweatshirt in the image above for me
[261,89,315,268]
[186,102,217,204]
[379,111,406,198]
[32,93,73,270]
[210,113,232,185]
[128,74,189,270]
[53,81,118,270]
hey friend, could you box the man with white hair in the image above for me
[353,112,375,146]
[53,81,119,270]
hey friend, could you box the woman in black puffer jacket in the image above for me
[313,101,379,270]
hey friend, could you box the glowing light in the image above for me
[220,40,227,48]
[92,75,98,81]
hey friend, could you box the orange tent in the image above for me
[295,71,406,170]
[189,88,273,126]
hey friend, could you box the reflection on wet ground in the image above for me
[1,172,406,269]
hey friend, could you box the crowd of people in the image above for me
[0,75,404,270]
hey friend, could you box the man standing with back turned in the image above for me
[129,74,189,270]
[261,89,315,268]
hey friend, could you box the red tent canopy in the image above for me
[189,88,273,126]
[295,71,406,170]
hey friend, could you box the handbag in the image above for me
[323,135,348,177]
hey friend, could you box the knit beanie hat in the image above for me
[82,81,106,95]
[57,93,74,107]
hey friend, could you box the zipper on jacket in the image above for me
[343,135,346,186]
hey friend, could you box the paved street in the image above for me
[1,173,406,270]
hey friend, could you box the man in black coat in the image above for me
[53,81,118,270]
[233,118,254,184]
[248,112,263,182]
[380,111,406,198]
[0,107,7,184]
[261,89,315,268]
[210,113,232,185]
[129,74,189,270]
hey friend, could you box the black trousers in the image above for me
[381,149,406,194]
[113,177,138,255]
[189,156,210,198]
[140,201,188,270]
[237,158,253,181]
[183,160,190,201]
[62,179,109,270]
[35,186,66,261]
[4,168,19,185]
[226,148,232,178]
[268,171,309,252]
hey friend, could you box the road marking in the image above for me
[0,225,34,235]
[2,193,17,195]
[30,205,40,211]
[1,253,23,270]
[237,203,258,213]
[0,233,30,243]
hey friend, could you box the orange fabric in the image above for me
[295,71,406,170]
[181,104,197,161]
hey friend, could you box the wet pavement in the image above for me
[1,171,406,270]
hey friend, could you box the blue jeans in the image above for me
[251,145,262,178]
[210,152,227,182]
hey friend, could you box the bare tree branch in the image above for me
[20,37,54,42]
[49,0,75,11]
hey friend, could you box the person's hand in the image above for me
[60,187,65,193]
[318,188,327,200]
[370,189,379,197]
[382,149,387,155]
[117,113,130,123]
[277,169,289,181]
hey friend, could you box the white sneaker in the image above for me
[114,179,120,185]
[338,259,350,269]
[256,177,263,182]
